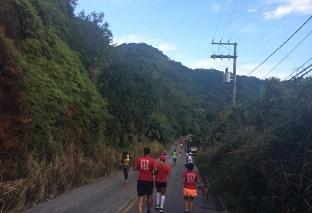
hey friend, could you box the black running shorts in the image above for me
[155,181,167,191]
[137,180,154,196]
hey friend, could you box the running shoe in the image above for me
[159,208,165,212]
[155,204,160,210]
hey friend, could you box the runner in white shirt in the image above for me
[187,152,193,164]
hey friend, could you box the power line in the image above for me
[212,0,226,40]
[248,15,312,75]
[299,67,312,78]
[229,0,248,40]
[284,56,312,80]
[289,63,312,80]
[265,29,312,77]
[220,0,238,40]
[279,48,298,68]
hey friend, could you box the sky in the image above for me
[76,0,312,79]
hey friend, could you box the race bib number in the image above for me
[187,173,195,183]
[140,159,149,171]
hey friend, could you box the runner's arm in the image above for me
[196,173,202,187]
[133,158,138,171]
[153,160,158,175]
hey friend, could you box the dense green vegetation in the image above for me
[98,43,264,146]
[0,1,263,210]
[197,78,312,213]
[4,1,311,213]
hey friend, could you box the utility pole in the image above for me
[211,41,238,107]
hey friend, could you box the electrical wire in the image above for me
[229,0,248,40]
[248,15,312,75]
[298,67,312,78]
[220,0,238,40]
[264,29,312,77]
[289,63,312,80]
[284,56,312,80]
[212,0,226,40]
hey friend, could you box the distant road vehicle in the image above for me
[190,146,198,156]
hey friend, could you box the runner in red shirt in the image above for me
[154,154,170,213]
[182,163,200,213]
[134,147,157,213]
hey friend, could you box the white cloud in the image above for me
[114,34,178,52]
[247,8,258,13]
[212,3,221,13]
[263,0,312,19]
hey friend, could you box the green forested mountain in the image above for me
[0,0,266,211]
[98,43,265,146]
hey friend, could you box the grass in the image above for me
[0,1,167,211]
[0,142,120,212]
[0,0,111,211]
[0,138,165,212]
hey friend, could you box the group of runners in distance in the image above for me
[121,139,200,213]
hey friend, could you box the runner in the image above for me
[121,151,131,185]
[134,147,158,213]
[187,152,193,164]
[172,150,177,167]
[155,154,170,213]
[182,163,200,213]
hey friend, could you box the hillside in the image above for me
[100,43,264,145]
[197,78,312,212]
[0,0,265,211]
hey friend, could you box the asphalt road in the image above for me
[25,148,227,213]
[25,168,138,213]
[128,152,226,213]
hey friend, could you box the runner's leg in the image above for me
[124,167,129,180]
[137,196,144,213]
[184,196,189,212]
[156,192,161,205]
[155,182,161,209]
[123,168,126,180]
[147,194,153,212]
[189,197,194,212]
[137,180,145,213]
[160,187,166,209]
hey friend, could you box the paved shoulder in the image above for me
[25,169,137,213]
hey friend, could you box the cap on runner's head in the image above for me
[160,151,166,156]
[189,152,192,155]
